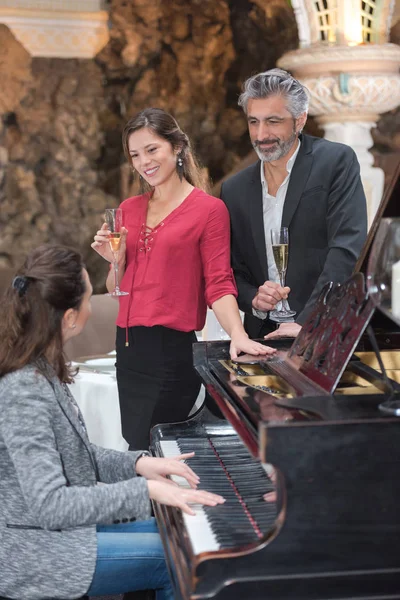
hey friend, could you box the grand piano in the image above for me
[150,162,400,600]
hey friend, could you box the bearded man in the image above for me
[220,68,367,340]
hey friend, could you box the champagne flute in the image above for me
[269,227,296,322]
[366,217,400,415]
[104,208,128,297]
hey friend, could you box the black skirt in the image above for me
[116,326,201,450]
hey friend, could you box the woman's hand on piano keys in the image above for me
[229,332,276,360]
[147,480,226,516]
[136,453,200,489]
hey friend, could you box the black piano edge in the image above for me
[192,569,400,600]
[194,339,400,428]
[154,494,400,600]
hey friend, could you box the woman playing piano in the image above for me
[92,107,276,450]
[0,244,225,600]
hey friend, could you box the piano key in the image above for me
[159,439,221,554]
[159,436,277,552]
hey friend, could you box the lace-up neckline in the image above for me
[138,221,165,253]
[138,188,194,254]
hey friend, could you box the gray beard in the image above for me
[253,130,297,163]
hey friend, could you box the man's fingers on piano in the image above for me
[263,491,277,503]
[264,322,302,340]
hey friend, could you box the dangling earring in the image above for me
[176,153,184,182]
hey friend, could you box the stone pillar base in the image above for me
[320,120,385,228]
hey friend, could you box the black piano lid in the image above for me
[355,159,400,347]
[355,159,400,274]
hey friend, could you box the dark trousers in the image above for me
[116,326,201,450]
[250,317,278,339]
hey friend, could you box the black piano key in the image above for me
[175,434,278,549]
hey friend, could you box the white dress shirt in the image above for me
[253,140,301,320]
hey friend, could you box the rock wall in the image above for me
[0,0,398,290]
[0,25,114,284]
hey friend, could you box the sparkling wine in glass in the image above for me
[269,227,296,322]
[366,217,400,415]
[104,208,128,297]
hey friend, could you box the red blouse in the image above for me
[116,188,237,332]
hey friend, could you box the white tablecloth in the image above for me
[67,311,230,452]
[68,370,128,452]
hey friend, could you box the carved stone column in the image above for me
[0,0,109,58]
[278,0,400,226]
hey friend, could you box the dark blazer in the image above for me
[221,134,367,339]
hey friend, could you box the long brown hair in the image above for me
[0,245,86,383]
[122,107,210,193]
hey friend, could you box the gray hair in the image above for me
[238,68,309,118]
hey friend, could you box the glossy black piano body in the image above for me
[150,163,400,599]
[152,335,400,599]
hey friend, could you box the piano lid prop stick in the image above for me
[392,259,400,321]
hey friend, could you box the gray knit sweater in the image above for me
[0,363,151,599]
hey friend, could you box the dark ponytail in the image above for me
[0,245,86,383]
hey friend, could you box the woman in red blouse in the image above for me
[92,108,274,450]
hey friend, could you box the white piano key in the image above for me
[159,440,220,554]
[159,440,181,458]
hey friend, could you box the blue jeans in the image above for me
[87,518,174,599]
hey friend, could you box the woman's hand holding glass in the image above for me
[92,208,128,296]
[92,222,128,264]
